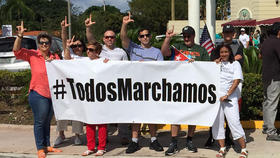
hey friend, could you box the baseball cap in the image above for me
[240,28,245,32]
[181,26,195,35]
[223,24,234,33]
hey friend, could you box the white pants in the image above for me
[212,98,245,140]
[56,120,84,134]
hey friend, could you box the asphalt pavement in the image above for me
[1,124,280,158]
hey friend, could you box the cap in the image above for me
[223,24,234,33]
[240,28,245,32]
[181,26,195,35]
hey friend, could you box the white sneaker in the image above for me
[54,136,65,146]
[74,135,82,145]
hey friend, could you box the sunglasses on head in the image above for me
[39,41,50,45]
[104,36,115,39]
[86,48,97,52]
[71,44,83,48]
[139,33,150,38]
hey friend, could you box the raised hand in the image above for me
[122,11,134,25]
[66,35,75,48]
[166,25,176,38]
[16,21,27,35]
[61,16,70,28]
[85,14,96,27]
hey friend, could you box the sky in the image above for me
[72,0,130,13]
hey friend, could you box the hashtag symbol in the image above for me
[53,79,67,99]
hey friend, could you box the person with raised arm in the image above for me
[85,13,130,145]
[54,17,85,147]
[161,25,209,156]
[120,12,164,154]
[13,21,62,158]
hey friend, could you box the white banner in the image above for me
[46,60,221,126]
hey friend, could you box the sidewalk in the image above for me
[0,124,280,158]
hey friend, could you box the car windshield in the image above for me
[0,37,37,52]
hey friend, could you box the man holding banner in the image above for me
[120,12,164,154]
[161,25,209,155]
[85,13,131,146]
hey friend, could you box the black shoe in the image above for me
[186,140,197,153]
[149,139,164,151]
[126,142,140,154]
[204,137,215,148]
[262,130,267,134]
[165,142,179,156]
[266,134,280,141]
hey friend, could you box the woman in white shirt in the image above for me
[212,44,248,158]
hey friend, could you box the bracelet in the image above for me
[17,34,23,39]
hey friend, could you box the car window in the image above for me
[0,37,37,52]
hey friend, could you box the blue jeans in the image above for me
[29,90,54,150]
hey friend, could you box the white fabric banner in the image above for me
[46,60,221,126]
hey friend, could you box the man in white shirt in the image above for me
[85,14,128,61]
[239,28,249,48]
[85,14,130,145]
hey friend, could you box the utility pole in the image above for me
[103,0,106,11]
[68,0,71,39]
[171,0,175,20]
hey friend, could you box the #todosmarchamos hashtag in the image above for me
[62,78,217,104]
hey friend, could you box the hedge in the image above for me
[0,70,31,106]
[0,70,279,120]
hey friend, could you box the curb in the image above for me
[158,120,280,130]
[1,121,280,130]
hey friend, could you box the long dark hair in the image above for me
[218,44,235,63]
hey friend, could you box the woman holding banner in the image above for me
[54,17,85,147]
[13,21,62,158]
[64,39,108,156]
[212,44,248,158]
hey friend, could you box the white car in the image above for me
[0,35,63,71]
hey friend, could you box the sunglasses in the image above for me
[183,35,192,39]
[139,33,151,38]
[71,44,83,48]
[104,36,115,39]
[86,48,97,52]
[39,41,50,45]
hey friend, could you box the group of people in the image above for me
[239,28,260,49]
[12,11,280,158]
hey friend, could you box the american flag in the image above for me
[200,24,214,54]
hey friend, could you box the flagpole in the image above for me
[202,20,214,46]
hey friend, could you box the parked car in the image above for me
[0,35,63,71]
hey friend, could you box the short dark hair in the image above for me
[271,22,280,35]
[217,44,235,63]
[37,32,52,45]
[138,29,150,36]
[87,41,102,55]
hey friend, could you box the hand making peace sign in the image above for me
[85,14,96,27]
[122,12,134,25]
[16,21,27,36]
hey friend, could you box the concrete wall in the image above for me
[231,0,280,20]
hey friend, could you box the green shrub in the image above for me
[0,70,31,106]
[243,47,262,74]
[241,73,280,120]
